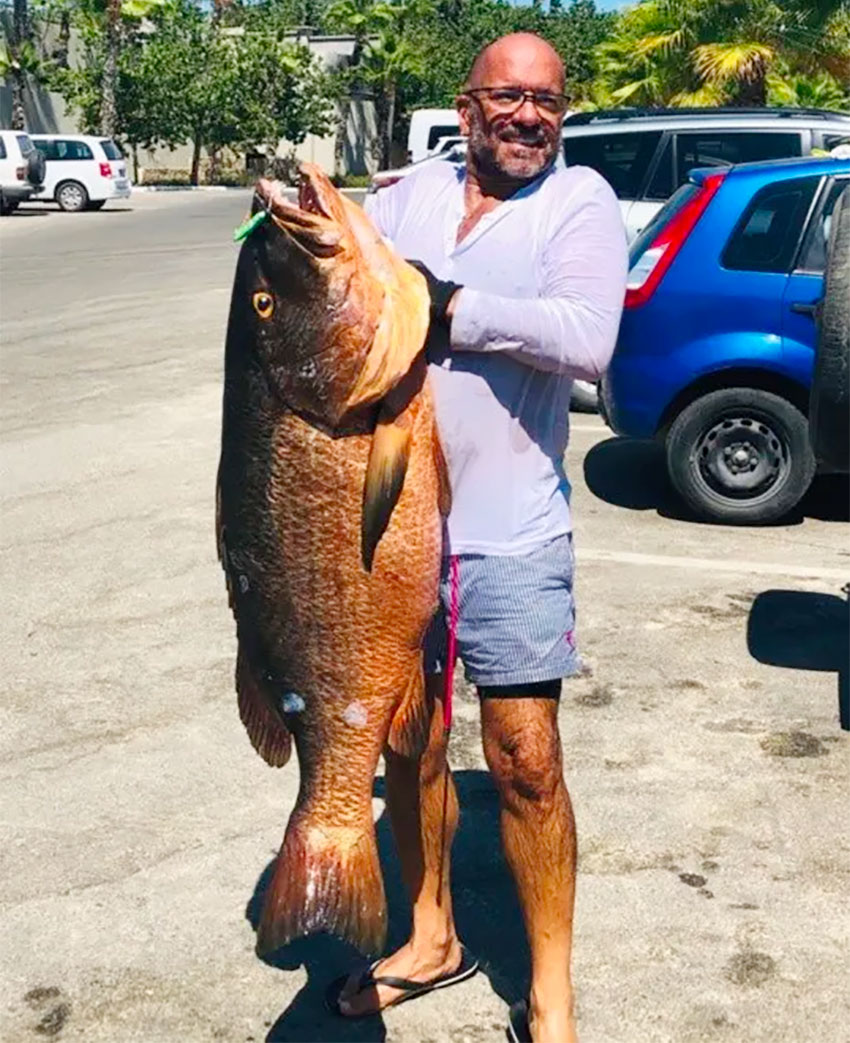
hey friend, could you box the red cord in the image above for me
[443,554,460,733]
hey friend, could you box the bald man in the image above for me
[327,33,627,1043]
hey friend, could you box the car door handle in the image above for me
[790,301,820,317]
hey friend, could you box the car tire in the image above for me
[666,388,815,524]
[570,379,599,413]
[86,200,106,211]
[0,193,17,216]
[56,180,89,212]
[809,185,849,472]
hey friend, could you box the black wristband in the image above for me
[407,259,461,326]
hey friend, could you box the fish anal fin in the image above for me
[387,661,430,758]
[237,649,292,768]
[256,817,386,957]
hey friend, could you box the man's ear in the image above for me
[455,96,471,137]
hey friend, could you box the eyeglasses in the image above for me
[465,87,570,116]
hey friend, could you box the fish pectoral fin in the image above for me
[236,649,292,768]
[388,661,431,757]
[361,403,412,573]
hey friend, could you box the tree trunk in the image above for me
[132,143,139,183]
[190,132,203,186]
[101,0,121,136]
[11,0,29,129]
[13,0,28,42]
[55,10,71,69]
[736,59,767,107]
[383,79,396,170]
[10,71,26,130]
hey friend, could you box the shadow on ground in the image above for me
[248,770,524,1042]
[747,588,850,729]
[584,437,850,525]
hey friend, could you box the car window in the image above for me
[797,180,848,273]
[564,131,662,200]
[53,139,94,160]
[426,125,459,151]
[645,136,673,201]
[16,133,34,156]
[722,176,819,274]
[676,131,802,184]
[99,139,123,160]
[0,139,6,160]
[37,139,58,160]
[823,133,850,151]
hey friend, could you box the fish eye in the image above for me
[252,291,274,319]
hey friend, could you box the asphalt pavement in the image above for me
[1,191,848,1043]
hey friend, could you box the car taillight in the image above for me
[16,166,25,180]
[625,172,726,309]
[99,162,112,178]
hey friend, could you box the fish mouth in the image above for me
[255,166,344,258]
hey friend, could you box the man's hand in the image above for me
[408,260,461,328]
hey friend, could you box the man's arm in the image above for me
[449,177,628,381]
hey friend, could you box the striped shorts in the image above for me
[423,532,579,688]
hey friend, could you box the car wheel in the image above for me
[56,180,89,212]
[809,185,849,472]
[86,200,106,211]
[0,193,17,216]
[570,379,599,413]
[665,388,815,524]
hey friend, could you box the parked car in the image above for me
[407,108,461,163]
[0,129,46,215]
[369,142,467,193]
[601,154,850,524]
[562,106,850,242]
[29,134,131,212]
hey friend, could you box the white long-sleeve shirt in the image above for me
[366,154,628,555]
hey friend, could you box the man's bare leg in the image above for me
[338,674,462,1015]
[480,686,577,1043]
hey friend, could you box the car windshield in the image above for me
[99,139,123,160]
[16,133,34,156]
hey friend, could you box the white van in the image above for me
[407,109,461,163]
[30,134,132,211]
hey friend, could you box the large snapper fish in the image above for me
[216,165,448,957]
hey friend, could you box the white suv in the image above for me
[29,134,132,212]
[562,106,850,240]
[0,130,46,215]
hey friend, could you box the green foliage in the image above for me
[45,0,336,180]
[594,0,850,109]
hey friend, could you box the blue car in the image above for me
[602,154,850,524]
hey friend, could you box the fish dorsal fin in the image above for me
[361,358,426,572]
[342,196,430,412]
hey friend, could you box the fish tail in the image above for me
[256,813,386,957]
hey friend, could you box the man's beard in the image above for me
[467,108,559,182]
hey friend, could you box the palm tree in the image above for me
[595,0,850,109]
[100,0,165,135]
[1,0,34,129]
[325,0,394,173]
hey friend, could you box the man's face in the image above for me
[458,44,566,182]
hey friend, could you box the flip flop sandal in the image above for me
[507,998,532,1043]
[325,945,479,1018]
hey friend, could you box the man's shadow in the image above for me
[584,436,850,524]
[247,770,527,1041]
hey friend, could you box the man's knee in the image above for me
[482,717,563,805]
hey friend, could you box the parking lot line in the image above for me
[578,547,849,582]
